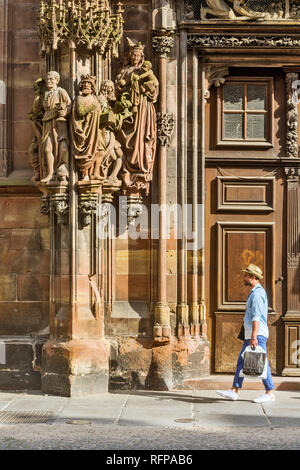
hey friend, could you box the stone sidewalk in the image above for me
[0,389,300,449]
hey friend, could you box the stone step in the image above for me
[183,375,300,391]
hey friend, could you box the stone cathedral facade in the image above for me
[0,0,300,396]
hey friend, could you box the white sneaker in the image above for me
[253,393,275,403]
[216,390,238,400]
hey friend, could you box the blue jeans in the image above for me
[232,336,274,391]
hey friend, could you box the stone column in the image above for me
[177,29,189,338]
[146,34,175,390]
[189,48,200,337]
[152,35,175,341]
[0,0,12,176]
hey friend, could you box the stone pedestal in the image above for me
[145,342,173,391]
[39,178,112,396]
[172,336,210,388]
[42,338,110,397]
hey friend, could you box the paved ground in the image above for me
[0,389,300,450]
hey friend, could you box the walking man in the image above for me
[216,264,275,403]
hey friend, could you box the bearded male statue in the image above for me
[71,76,124,185]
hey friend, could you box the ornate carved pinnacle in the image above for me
[39,0,124,57]
[152,36,174,59]
[157,112,175,147]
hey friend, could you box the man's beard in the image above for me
[82,88,91,95]
[244,280,251,287]
[105,90,116,101]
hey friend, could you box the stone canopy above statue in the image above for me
[185,0,300,21]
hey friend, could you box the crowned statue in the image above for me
[115,38,159,195]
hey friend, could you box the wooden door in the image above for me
[205,168,285,375]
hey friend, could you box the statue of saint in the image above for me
[71,75,103,180]
[97,80,124,185]
[115,39,159,195]
[28,78,46,181]
[71,76,124,185]
[130,60,159,113]
[40,71,72,183]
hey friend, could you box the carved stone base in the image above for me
[189,303,200,336]
[145,342,173,391]
[177,304,189,336]
[109,336,210,392]
[41,338,110,397]
[172,336,210,389]
[36,181,69,224]
[77,179,120,228]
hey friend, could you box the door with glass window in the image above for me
[205,68,286,374]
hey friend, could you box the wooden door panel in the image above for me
[214,222,275,373]
[217,222,274,311]
[215,313,244,373]
[217,176,275,212]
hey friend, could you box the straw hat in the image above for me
[242,264,263,280]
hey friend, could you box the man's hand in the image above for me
[250,321,259,349]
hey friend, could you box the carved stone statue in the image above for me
[98,80,124,185]
[40,71,72,183]
[115,39,159,195]
[130,61,159,113]
[28,78,46,181]
[71,75,103,181]
[201,0,267,20]
[71,75,123,185]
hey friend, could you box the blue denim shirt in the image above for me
[244,283,269,339]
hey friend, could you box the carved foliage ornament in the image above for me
[152,36,175,58]
[157,113,175,147]
[284,167,300,182]
[39,0,124,56]
[286,73,299,159]
[51,193,69,224]
[187,35,300,48]
[205,65,229,99]
[79,193,99,228]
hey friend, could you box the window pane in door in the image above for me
[224,85,244,110]
[224,113,243,139]
[247,114,265,139]
[247,85,266,110]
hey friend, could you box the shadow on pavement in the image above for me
[111,390,256,404]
